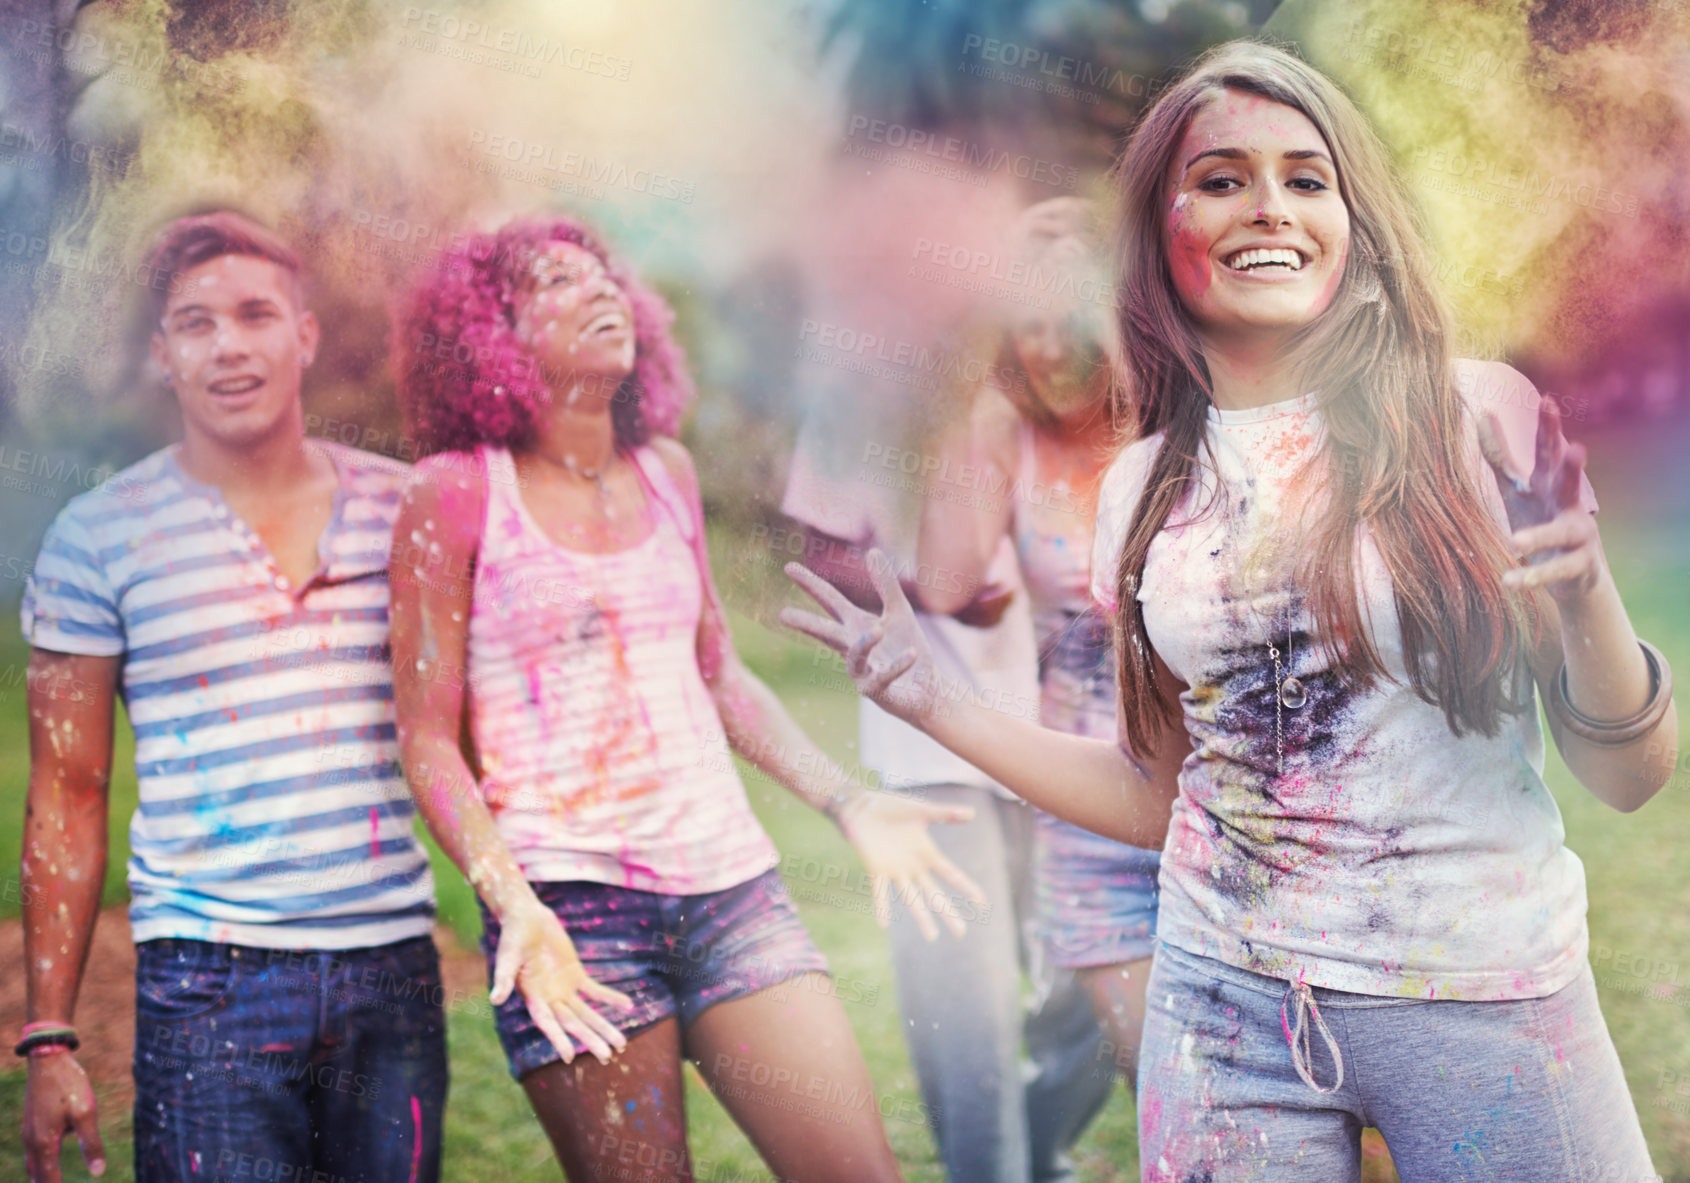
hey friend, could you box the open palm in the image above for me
[781,548,940,725]
[838,791,988,941]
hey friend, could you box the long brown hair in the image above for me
[1109,40,1535,758]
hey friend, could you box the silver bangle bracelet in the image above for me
[1548,639,1673,746]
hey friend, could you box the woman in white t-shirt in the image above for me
[783,40,1675,1182]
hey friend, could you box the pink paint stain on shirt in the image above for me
[370,807,381,858]
[465,444,777,895]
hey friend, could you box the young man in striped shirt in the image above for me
[17,211,445,1183]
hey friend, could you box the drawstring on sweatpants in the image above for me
[1281,977,1344,1095]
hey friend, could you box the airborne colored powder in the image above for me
[15,0,1046,458]
[1268,0,1690,395]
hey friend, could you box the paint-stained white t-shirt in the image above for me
[1090,361,1596,1001]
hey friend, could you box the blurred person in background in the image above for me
[917,197,1160,1094]
[782,328,1114,1182]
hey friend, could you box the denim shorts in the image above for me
[1032,808,1160,969]
[479,868,829,1079]
[1138,938,1660,1183]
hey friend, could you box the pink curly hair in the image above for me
[393,214,693,454]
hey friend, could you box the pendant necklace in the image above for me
[1222,393,1320,776]
[1236,495,1306,777]
[536,448,616,521]
[1269,626,1306,776]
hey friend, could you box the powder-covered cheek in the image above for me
[1315,235,1350,313]
[1168,196,1213,300]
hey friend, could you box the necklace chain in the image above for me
[1269,629,1301,776]
[1271,641,1284,776]
[1232,483,1304,778]
[533,447,616,520]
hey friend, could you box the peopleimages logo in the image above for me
[959,33,1166,99]
[843,116,1080,190]
[466,132,695,203]
[0,220,183,295]
[0,121,129,171]
[0,445,120,493]
[1411,145,1639,220]
[796,320,1023,391]
[1337,21,1567,94]
[910,237,1116,306]
[400,8,632,79]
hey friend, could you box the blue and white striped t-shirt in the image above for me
[21,441,436,950]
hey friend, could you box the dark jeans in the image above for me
[132,936,448,1183]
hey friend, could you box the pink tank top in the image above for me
[1011,423,1116,740]
[466,444,779,893]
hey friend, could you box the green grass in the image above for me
[2,413,1687,1181]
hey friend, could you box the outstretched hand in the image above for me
[490,899,634,1066]
[837,792,989,941]
[781,549,940,725]
[1478,395,1604,605]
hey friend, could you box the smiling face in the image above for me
[150,253,317,450]
[512,240,636,400]
[1165,88,1351,346]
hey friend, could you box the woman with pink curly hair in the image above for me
[388,214,973,1182]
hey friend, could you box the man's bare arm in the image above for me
[21,649,118,1181]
